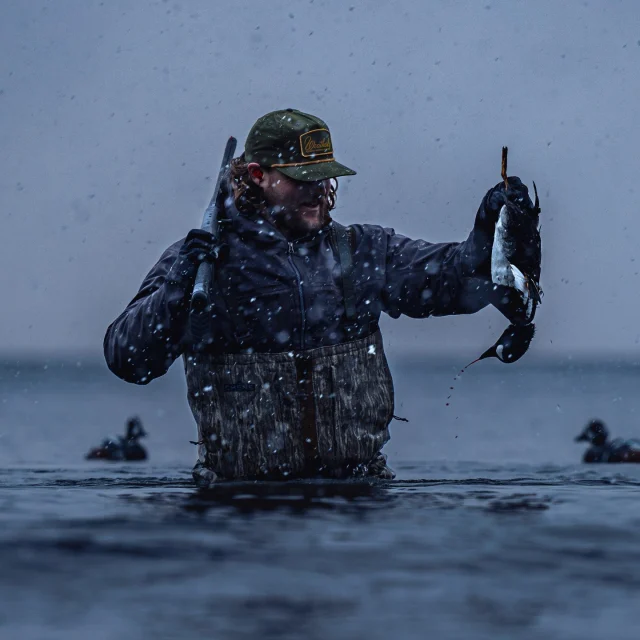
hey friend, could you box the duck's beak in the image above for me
[575,433,589,443]
[465,345,497,369]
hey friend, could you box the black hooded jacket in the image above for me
[104,199,497,384]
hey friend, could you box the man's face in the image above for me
[252,166,331,234]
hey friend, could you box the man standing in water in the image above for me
[104,108,535,486]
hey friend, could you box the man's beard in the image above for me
[271,200,331,236]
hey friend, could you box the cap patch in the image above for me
[300,128,333,158]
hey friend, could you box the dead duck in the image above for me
[85,416,148,461]
[469,148,542,367]
[575,419,640,463]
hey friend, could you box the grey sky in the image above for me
[1,0,639,357]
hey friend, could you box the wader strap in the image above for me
[295,354,319,469]
[331,222,357,321]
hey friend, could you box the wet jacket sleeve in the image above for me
[382,225,494,318]
[103,241,190,384]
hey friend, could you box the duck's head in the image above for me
[575,419,608,446]
[467,323,536,367]
[126,416,147,440]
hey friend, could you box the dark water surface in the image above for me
[1,358,640,639]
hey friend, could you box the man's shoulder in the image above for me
[341,223,395,249]
[144,237,184,275]
[160,237,186,259]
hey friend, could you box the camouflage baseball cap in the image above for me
[244,108,356,182]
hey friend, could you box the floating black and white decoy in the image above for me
[575,419,640,463]
[85,416,148,461]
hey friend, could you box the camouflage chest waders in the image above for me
[185,329,395,486]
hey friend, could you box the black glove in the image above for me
[475,176,533,231]
[166,228,217,292]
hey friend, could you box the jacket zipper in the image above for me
[287,241,306,350]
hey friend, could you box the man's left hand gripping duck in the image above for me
[104,109,542,487]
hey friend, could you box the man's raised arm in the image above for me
[382,178,534,318]
[104,230,216,384]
